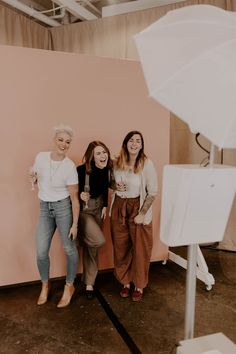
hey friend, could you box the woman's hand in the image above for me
[68,223,78,240]
[80,191,90,202]
[134,213,145,225]
[28,167,37,183]
[116,181,126,192]
[67,184,79,241]
[101,207,107,220]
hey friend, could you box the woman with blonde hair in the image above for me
[29,124,79,308]
[77,141,112,299]
[110,131,157,301]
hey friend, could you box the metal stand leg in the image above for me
[197,246,215,290]
[168,246,215,290]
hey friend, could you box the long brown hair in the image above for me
[83,141,112,174]
[115,131,147,173]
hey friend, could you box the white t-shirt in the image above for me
[33,152,78,202]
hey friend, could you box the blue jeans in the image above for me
[36,197,79,283]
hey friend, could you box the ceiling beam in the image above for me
[1,0,61,26]
[102,0,185,17]
[54,0,98,20]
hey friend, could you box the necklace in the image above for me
[127,166,134,173]
[50,157,64,183]
[126,164,134,173]
[127,159,135,172]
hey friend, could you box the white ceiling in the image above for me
[0,0,183,27]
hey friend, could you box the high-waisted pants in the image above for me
[78,197,105,286]
[111,195,153,289]
[36,197,79,283]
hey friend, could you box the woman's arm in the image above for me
[68,184,80,240]
[101,169,110,219]
[109,169,117,190]
[140,195,156,214]
[134,160,158,224]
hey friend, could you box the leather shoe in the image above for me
[57,283,75,308]
[132,290,143,302]
[120,287,130,298]
[86,290,95,300]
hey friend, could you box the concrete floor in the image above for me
[0,247,235,354]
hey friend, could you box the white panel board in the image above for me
[160,165,236,246]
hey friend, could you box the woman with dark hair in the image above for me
[110,131,158,302]
[77,141,112,299]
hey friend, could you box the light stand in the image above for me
[184,243,198,339]
[184,144,216,340]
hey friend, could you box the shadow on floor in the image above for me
[0,247,235,354]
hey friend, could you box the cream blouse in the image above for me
[110,158,158,224]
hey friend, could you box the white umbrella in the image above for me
[135,4,236,342]
[135,4,236,149]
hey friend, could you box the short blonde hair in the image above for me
[53,124,74,139]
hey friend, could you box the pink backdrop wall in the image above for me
[0,45,169,286]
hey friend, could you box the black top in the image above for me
[77,163,109,207]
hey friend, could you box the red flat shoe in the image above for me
[120,287,130,298]
[132,290,143,302]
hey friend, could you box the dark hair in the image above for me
[83,140,112,174]
[116,131,147,173]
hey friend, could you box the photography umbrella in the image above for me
[135,4,236,148]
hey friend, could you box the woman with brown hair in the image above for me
[110,131,158,302]
[77,141,112,299]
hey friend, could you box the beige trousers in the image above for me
[79,197,105,286]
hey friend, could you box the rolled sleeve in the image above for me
[145,160,158,197]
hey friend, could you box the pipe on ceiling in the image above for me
[1,0,61,26]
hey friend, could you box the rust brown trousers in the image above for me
[110,195,153,289]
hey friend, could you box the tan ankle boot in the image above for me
[37,282,50,305]
[57,283,75,308]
